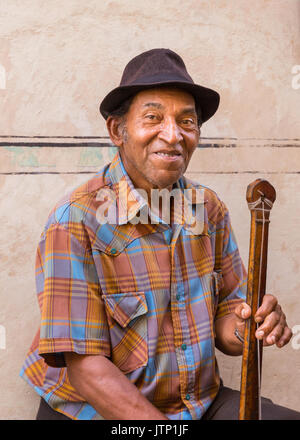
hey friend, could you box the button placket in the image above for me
[169,225,196,417]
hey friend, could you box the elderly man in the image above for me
[21,48,299,420]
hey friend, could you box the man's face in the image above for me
[110,87,200,195]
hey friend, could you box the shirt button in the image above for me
[185,394,191,401]
[110,248,117,255]
[181,343,187,351]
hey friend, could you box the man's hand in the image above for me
[234,294,293,348]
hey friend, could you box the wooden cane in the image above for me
[239,179,276,420]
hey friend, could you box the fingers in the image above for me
[255,303,292,348]
[276,325,293,348]
[255,304,282,341]
[254,294,278,323]
[234,295,292,349]
[262,323,292,348]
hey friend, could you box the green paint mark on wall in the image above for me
[78,147,103,166]
[108,146,118,160]
[5,146,40,167]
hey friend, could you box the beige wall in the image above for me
[0,0,299,419]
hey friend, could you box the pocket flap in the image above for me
[103,292,148,328]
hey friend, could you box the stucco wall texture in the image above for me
[0,0,299,420]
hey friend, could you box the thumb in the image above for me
[234,302,251,329]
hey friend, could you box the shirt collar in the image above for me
[107,152,148,225]
[107,151,206,232]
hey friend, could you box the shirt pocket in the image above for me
[102,292,148,374]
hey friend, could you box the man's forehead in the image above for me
[131,87,197,111]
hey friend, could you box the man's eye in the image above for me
[145,114,158,120]
[181,119,195,126]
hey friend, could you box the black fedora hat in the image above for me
[99,48,220,123]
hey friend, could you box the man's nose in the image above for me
[158,118,183,145]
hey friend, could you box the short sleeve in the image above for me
[36,223,111,367]
[214,205,247,320]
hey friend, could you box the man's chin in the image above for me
[149,172,182,190]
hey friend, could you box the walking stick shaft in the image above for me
[239,179,276,420]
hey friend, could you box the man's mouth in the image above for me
[154,150,182,159]
[156,152,179,157]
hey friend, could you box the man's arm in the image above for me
[215,295,293,356]
[64,352,168,420]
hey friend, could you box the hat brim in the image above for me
[99,80,220,123]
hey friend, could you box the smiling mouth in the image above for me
[154,151,182,158]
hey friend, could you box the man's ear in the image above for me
[106,116,125,147]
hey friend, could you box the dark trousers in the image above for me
[36,398,71,420]
[36,384,300,420]
[202,383,300,420]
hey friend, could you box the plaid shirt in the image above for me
[20,152,246,420]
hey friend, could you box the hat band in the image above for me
[123,72,194,87]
